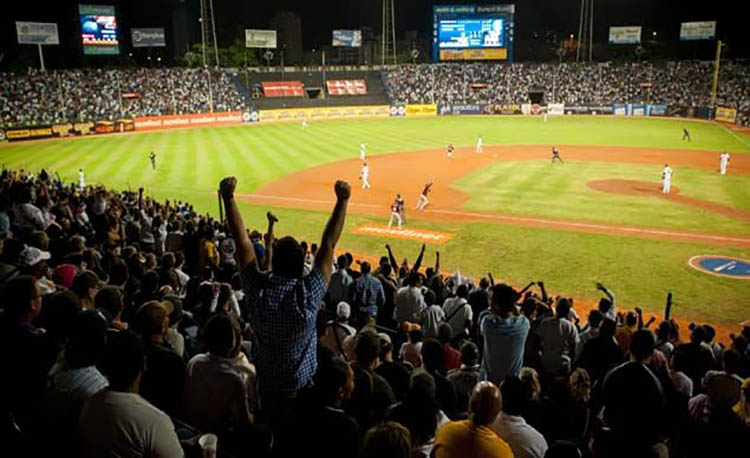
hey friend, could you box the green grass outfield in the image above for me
[1,116,749,324]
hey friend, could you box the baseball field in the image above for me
[2,116,749,332]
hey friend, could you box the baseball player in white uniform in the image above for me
[78,168,86,190]
[719,151,730,175]
[661,164,674,194]
[476,135,483,153]
[388,195,403,229]
[360,163,371,190]
[416,182,433,211]
[543,110,548,123]
[360,142,366,161]
[302,118,308,128]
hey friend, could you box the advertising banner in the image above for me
[715,106,738,123]
[483,104,522,115]
[332,30,362,47]
[79,4,119,55]
[390,105,406,117]
[646,104,668,116]
[547,103,565,115]
[245,29,277,48]
[680,21,716,41]
[327,79,367,96]
[439,48,507,61]
[74,122,95,136]
[4,125,55,142]
[608,26,641,44]
[438,104,484,115]
[563,105,613,115]
[16,22,60,45]
[242,111,260,123]
[405,104,437,117]
[259,106,390,123]
[133,112,243,131]
[613,103,628,116]
[631,104,646,116]
[131,28,166,48]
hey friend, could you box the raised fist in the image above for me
[267,211,278,223]
[334,180,351,200]
[220,177,237,199]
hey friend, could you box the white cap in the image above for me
[336,301,351,319]
[20,246,51,267]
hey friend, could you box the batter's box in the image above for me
[352,225,454,244]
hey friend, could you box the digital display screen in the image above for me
[79,4,119,55]
[438,18,504,49]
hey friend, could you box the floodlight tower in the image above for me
[382,0,397,65]
[576,0,594,62]
[199,0,220,68]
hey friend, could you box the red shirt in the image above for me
[443,343,462,372]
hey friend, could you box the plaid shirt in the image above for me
[349,273,385,317]
[240,263,327,400]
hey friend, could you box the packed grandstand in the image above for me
[1,160,749,458]
[1,60,749,130]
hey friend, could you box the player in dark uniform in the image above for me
[149,151,157,170]
[551,146,564,164]
[682,127,691,142]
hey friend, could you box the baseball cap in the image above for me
[72,270,103,292]
[336,301,351,319]
[377,332,392,345]
[53,264,77,289]
[19,246,51,267]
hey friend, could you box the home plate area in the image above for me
[351,225,454,244]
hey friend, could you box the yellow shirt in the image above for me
[434,419,514,458]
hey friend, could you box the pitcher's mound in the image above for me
[587,179,679,197]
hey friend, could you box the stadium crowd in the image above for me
[384,61,750,124]
[1,166,749,458]
[0,68,246,127]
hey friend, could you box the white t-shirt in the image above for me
[442,297,472,339]
[662,167,673,180]
[490,412,548,458]
[80,390,184,458]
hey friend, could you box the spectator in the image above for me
[375,332,411,401]
[319,301,357,359]
[534,298,580,378]
[480,284,529,385]
[599,330,667,456]
[442,284,473,342]
[80,330,183,458]
[615,311,638,353]
[400,327,424,368]
[221,176,350,413]
[438,322,462,372]
[395,271,426,323]
[467,277,491,331]
[349,261,385,325]
[421,338,459,419]
[375,263,399,329]
[362,421,412,458]
[344,329,396,430]
[576,309,602,358]
[576,318,623,382]
[675,324,717,390]
[670,346,694,398]
[71,270,102,310]
[433,381,513,458]
[491,376,548,458]
[132,301,186,417]
[448,340,481,413]
[327,255,353,307]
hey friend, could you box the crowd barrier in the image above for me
[2,119,135,142]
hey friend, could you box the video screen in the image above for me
[438,18,504,49]
[79,4,119,55]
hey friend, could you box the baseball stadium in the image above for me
[1,1,749,458]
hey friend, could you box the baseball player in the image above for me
[447,143,455,159]
[543,110,548,123]
[388,195,403,229]
[395,193,406,224]
[476,135,483,153]
[719,151,730,175]
[551,146,564,164]
[416,182,433,211]
[149,151,156,170]
[78,168,86,190]
[302,118,308,128]
[662,164,674,194]
[360,142,367,161]
[682,127,691,142]
[360,162,371,190]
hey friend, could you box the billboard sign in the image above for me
[131,28,166,48]
[608,26,641,44]
[432,5,515,62]
[332,30,362,47]
[79,4,119,55]
[16,22,60,45]
[245,29,277,48]
[680,21,716,40]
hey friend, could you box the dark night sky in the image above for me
[1,0,746,66]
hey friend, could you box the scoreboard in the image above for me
[432,4,515,62]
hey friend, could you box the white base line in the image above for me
[717,122,750,147]
[248,193,750,244]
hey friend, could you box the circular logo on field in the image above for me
[688,256,750,279]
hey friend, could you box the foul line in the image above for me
[245,193,750,245]
[717,122,750,147]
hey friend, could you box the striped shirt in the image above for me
[49,363,109,401]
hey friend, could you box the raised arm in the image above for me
[488,272,495,287]
[411,244,426,274]
[219,177,256,270]
[386,244,398,272]
[261,212,277,271]
[314,180,350,283]
[537,281,549,304]
[434,248,440,274]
